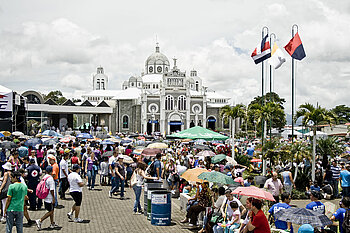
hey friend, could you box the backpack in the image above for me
[343,209,350,233]
[36,176,51,199]
[146,161,156,176]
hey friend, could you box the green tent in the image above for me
[167,126,229,140]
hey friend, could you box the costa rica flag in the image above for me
[251,35,271,64]
[284,32,306,60]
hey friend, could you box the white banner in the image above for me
[0,92,12,112]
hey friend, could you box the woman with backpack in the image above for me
[131,162,156,214]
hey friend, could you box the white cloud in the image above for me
[61,74,89,90]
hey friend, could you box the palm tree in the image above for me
[296,103,337,181]
[317,136,344,168]
[220,104,246,159]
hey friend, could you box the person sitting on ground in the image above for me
[306,190,325,214]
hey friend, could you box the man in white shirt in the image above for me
[67,164,84,223]
[35,166,59,230]
[59,153,69,200]
[220,189,246,219]
[264,172,283,204]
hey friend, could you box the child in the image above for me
[100,157,109,185]
[226,201,241,232]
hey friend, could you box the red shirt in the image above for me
[251,209,271,233]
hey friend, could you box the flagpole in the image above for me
[262,26,268,176]
[291,24,298,143]
[269,33,276,139]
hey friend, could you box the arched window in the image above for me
[165,95,174,110]
[177,95,186,110]
[195,81,199,91]
[97,79,100,89]
[122,115,129,129]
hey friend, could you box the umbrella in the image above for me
[0,132,4,138]
[274,208,332,228]
[120,139,133,145]
[43,138,58,146]
[0,141,18,149]
[192,144,210,150]
[198,171,236,185]
[120,155,133,164]
[128,133,140,138]
[147,142,168,149]
[135,140,146,146]
[141,148,161,156]
[194,139,206,144]
[76,133,94,139]
[181,168,208,183]
[102,151,113,157]
[109,137,121,143]
[181,138,193,142]
[96,134,111,140]
[197,150,215,157]
[42,130,59,137]
[24,138,43,147]
[1,131,11,137]
[101,140,115,145]
[251,158,262,163]
[60,136,76,143]
[211,154,226,164]
[12,131,24,137]
[231,186,275,201]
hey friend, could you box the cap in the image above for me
[298,224,314,233]
[64,149,70,153]
[47,154,56,160]
[72,164,80,171]
[29,158,36,164]
[46,166,53,173]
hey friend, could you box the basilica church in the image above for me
[81,44,231,135]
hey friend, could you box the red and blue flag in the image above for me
[284,32,306,60]
[251,35,271,64]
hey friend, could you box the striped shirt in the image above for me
[331,165,341,179]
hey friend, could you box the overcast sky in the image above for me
[0,0,349,113]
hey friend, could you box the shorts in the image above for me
[70,192,82,206]
[44,202,54,212]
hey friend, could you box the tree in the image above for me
[43,90,67,105]
[220,104,246,159]
[296,103,337,181]
[332,105,350,124]
[317,136,345,168]
[248,92,286,131]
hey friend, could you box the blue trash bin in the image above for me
[151,191,171,226]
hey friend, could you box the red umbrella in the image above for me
[250,158,262,163]
[141,148,162,156]
[232,186,275,201]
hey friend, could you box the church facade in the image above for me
[82,44,231,135]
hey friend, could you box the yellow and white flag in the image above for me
[268,43,286,69]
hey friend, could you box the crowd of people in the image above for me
[0,133,349,233]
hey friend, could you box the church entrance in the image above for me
[207,116,216,131]
[169,121,182,133]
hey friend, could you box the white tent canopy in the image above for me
[281,129,302,139]
[304,131,328,139]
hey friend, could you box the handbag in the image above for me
[130,170,137,187]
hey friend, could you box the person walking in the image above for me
[109,150,118,197]
[4,171,28,233]
[281,167,296,194]
[264,172,283,204]
[67,164,84,223]
[131,162,156,214]
[85,151,97,190]
[115,156,126,200]
[0,162,13,223]
[25,159,42,211]
[331,160,341,198]
[35,166,60,230]
[340,164,350,197]
[59,153,69,199]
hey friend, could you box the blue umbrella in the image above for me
[120,139,132,145]
[101,140,115,145]
[42,130,59,137]
[76,133,94,139]
[25,138,43,147]
[43,138,58,146]
[0,132,4,138]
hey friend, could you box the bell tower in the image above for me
[93,66,108,90]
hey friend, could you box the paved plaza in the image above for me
[0,180,342,233]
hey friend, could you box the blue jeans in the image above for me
[133,186,142,212]
[116,177,125,198]
[6,211,23,233]
[213,225,224,233]
[54,180,58,207]
[87,170,96,188]
[110,176,118,194]
[343,186,350,197]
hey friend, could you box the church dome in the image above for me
[145,44,170,67]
